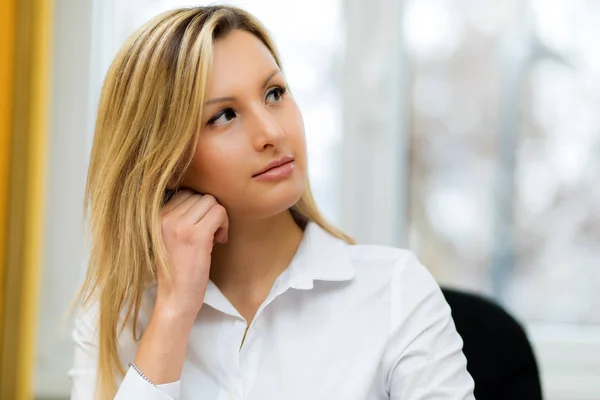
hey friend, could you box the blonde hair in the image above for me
[76,5,353,399]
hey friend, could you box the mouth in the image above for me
[252,155,295,181]
[253,155,295,177]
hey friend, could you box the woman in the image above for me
[69,5,475,400]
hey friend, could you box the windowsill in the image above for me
[525,323,600,400]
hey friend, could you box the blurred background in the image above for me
[1,0,599,399]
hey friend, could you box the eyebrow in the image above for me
[204,69,281,106]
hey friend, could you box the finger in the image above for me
[197,204,229,244]
[182,195,218,224]
[168,192,210,219]
[162,189,195,214]
[214,226,228,244]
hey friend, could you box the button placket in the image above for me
[217,317,246,400]
[239,313,266,398]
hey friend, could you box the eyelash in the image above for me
[206,85,288,127]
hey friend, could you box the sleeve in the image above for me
[68,304,182,400]
[385,253,476,399]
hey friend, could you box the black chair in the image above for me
[442,288,543,400]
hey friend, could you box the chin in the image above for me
[240,181,305,220]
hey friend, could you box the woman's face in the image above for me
[181,29,307,220]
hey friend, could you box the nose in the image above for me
[248,105,284,151]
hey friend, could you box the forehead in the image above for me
[208,29,279,94]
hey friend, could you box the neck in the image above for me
[209,210,304,299]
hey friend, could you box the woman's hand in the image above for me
[131,190,228,386]
[156,189,229,319]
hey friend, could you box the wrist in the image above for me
[136,303,194,385]
[152,300,197,329]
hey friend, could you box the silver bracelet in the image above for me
[128,361,156,387]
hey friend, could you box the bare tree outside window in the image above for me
[404,0,600,325]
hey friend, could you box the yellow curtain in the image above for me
[0,0,16,355]
[0,0,53,398]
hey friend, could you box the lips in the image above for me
[253,155,295,177]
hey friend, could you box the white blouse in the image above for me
[69,222,475,399]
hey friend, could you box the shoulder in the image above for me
[346,243,414,268]
[303,223,439,296]
[343,242,447,321]
[345,243,435,288]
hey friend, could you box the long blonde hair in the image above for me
[76,5,353,399]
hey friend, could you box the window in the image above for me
[402,0,600,397]
[404,0,600,326]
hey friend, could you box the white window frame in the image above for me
[339,0,410,247]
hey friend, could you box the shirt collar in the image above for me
[202,221,356,315]
[284,221,356,290]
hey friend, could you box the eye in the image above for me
[207,108,236,126]
[266,85,288,104]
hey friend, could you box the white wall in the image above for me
[34,0,94,397]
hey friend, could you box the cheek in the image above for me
[285,103,307,162]
[191,137,247,192]
[288,99,305,133]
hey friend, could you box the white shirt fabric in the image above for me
[69,222,475,399]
